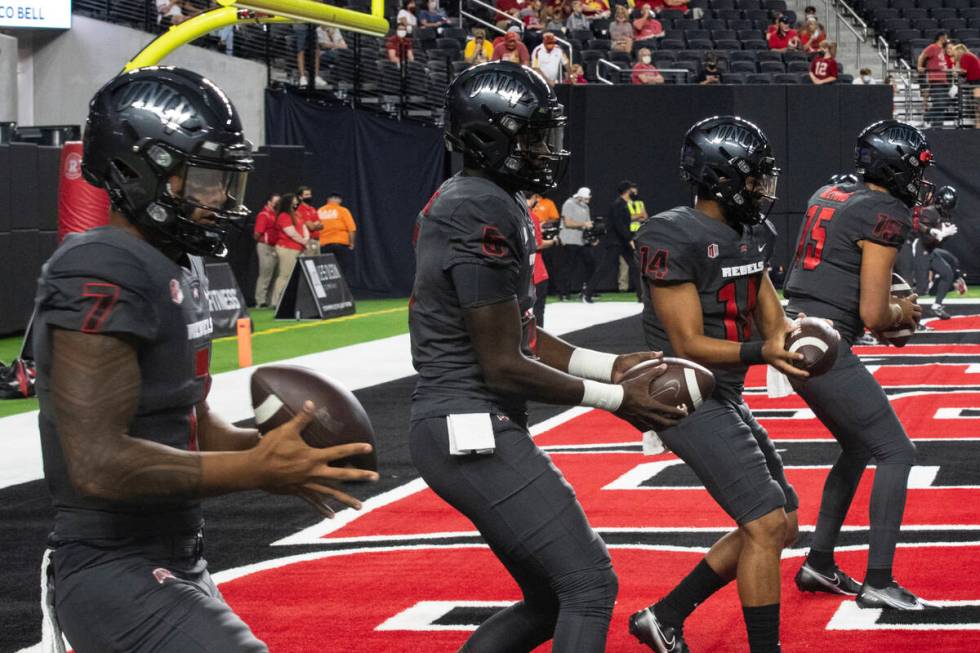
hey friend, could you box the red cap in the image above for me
[543,32,556,42]
[505,31,519,42]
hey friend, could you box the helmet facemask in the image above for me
[493,106,569,193]
[703,154,779,226]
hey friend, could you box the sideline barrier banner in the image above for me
[275,254,355,320]
[206,262,249,337]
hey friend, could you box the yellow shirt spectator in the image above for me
[318,197,357,247]
[464,36,495,63]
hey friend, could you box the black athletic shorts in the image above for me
[658,397,799,524]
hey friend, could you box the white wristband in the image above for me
[581,379,624,412]
[568,348,618,382]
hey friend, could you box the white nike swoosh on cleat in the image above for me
[653,615,676,651]
[803,566,848,592]
[861,588,923,610]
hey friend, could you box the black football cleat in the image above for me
[931,304,951,320]
[629,607,690,653]
[795,561,861,596]
[857,582,937,610]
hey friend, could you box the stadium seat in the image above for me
[660,38,686,49]
[674,18,702,31]
[571,29,594,43]
[714,38,742,49]
[930,7,956,21]
[773,73,800,83]
[782,49,807,62]
[787,60,810,73]
[940,18,967,31]
[944,0,970,9]
[728,18,753,30]
[442,27,467,43]
[661,9,687,21]
[741,39,769,49]
[716,8,743,21]
[729,50,757,62]
[654,50,678,60]
[702,18,727,30]
[756,50,781,62]
[687,37,715,49]
[686,28,711,40]
[747,72,773,83]
[955,28,980,40]
[759,60,785,73]
[587,38,613,51]
[745,9,770,23]
[712,28,738,40]
[611,51,633,66]
[763,0,786,12]
[436,37,463,50]
[731,60,757,72]
[838,73,854,83]
[723,72,748,83]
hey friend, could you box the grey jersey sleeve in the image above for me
[37,242,160,340]
[636,216,699,285]
[849,195,912,249]
[444,194,525,308]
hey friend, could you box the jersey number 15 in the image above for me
[795,205,836,270]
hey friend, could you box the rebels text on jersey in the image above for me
[34,227,213,541]
[784,183,911,341]
[410,174,537,420]
[635,206,775,403]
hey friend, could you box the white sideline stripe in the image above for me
[376,601,514,632]
[0,302,641,490]
[252,394,283,426]
[936,407,977,419]
[827,600,980,631]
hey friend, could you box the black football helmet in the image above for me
[445,61,568,193]
[855,120,933,208]
[934,185,957,219]
[83,66,254,258]
[680,115,779,225]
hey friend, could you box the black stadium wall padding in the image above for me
[265,88,446,298]
[10,143,40,231]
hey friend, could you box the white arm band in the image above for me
[568,348,618,382]
[580,380,624,411]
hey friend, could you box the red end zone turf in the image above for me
[214,311,980,652]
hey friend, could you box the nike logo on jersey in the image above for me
[757,243,766,252]
[721,260,765,278]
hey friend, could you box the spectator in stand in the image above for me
[296,186,322,255]
[156,0,185,27]
[520,0,546,47]
[767,15,799,51]
[568,63,588,84]
[396,0,418,34]
[386,23,416,64]
[809,41,838,85]
[698,53,722,84]
[496,0,527,16]
[631,4,664,47]
[272,193,311,305]
[953,44,980,127]
[317,193,357,277]
[318,26,348,65]
[918,32,949,126]
[632,48,664,84]
[418,0,450,29]
[253,193,280,308]
[944,40,956,71]
[526,195,557,326]
[558,187,594,301]
[798,14,826,54]
[662,0,689,16]
[582,0,610,19]
[464,27,495,63]
[294,24,327,87]
[532,32,570,86]
[852,67,877,84]
[493,31,531,64]
[586,180,639,302]
[543,5,565,31]
[566,0,592,32]
[609,5,634,53]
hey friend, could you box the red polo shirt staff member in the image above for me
[253,192,280,308]
[272,193,311,307]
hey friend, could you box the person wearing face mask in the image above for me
[418,0,450,29]
[464,27,495,64]
[532,32,570,86]
[492,30,531,65]
[631,48,664,85]
[386,20,416,64]
[585,180,640,302]
[396,0,417,34]
[852,67,877,85]
[798,14,826,54]
[808,41,838,85]
[295,185,322,255]
[565,0,592,32]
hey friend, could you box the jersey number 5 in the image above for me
[796,205,836,270]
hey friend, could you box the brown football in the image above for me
[621,357,715,414]
[877,272,915,347]
[785,317,841,377]
[250,364,378,473]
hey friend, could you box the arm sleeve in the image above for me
[37,243,159,341]
[853,196,912,248]
[635,217,697,284]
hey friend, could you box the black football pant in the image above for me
[794,343,916,571]
[586,242,637,299]
[322,243,354,278]
[410,416,617,653]
[929,248,961,305]
[51,535,266,652]
[554,244,594,297]
[533,280,549,328]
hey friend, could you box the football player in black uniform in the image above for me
[785,120,931,609]
[35,67,378,652]
[409,61,686,653]
[914,185,964,320]
[629,116,805,653]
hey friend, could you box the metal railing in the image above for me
[832,0,869,73]
[876,35,889,81]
